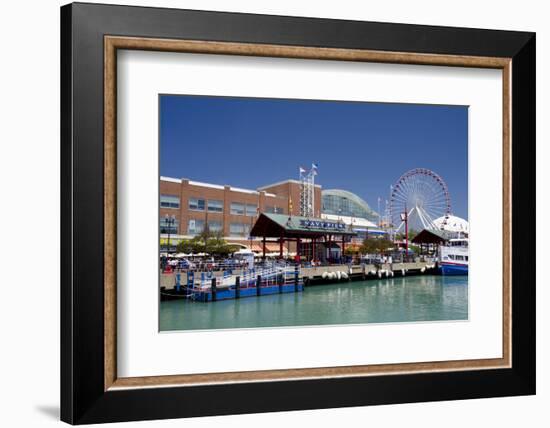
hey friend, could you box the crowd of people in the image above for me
[160,255,250,273]
[160,250,434,274]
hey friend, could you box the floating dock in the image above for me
[162,265,304,302]
[191,281,304,302]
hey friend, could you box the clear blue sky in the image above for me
[160,95,468,219]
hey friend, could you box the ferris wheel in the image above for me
[390,168,451,232]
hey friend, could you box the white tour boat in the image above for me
[439,238,469,275]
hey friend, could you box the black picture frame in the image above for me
[61,2,535,424]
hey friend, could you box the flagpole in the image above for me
[377,197,381,227]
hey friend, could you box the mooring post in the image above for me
[175,272,181,292]
[211,277,217,302]
[187,271,194,290]
[256,275,262,296]
[278,273,283,293]
[294,265,299,292]
[235,276,240,299]
[361,263,366,280]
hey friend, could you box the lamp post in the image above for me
[248,212,255,253]
[164,214,176,253]
[377,197,381,228]
[337,208,343,262]
[204,208,209,254]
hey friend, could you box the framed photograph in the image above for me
[61,2,535,424]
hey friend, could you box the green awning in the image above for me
[250,213,357,238]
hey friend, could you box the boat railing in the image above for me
[186,261,300,291]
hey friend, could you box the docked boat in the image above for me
[438,238,468,275]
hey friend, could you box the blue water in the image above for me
[159,275,468,331]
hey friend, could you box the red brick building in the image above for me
[160,177,321,250]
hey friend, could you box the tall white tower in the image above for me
[299,163,317,217]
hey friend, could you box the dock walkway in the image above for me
[161,261,437,290]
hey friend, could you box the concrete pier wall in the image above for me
[161,262,437,289]
[301,262,438,284]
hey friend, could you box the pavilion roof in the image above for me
[411,228,450,244]
[250,213,357,238]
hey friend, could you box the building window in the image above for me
[160,217,178,234]
[188,219,205,235]
[245,204,258,216]
[265,205,284,214]
[160,194,180,209]
[231,202,257,216]
[229,223,250,237]
[207,221,223,234]
[230,202,245,215]
[207,199,223,213]
[189,198,205,211]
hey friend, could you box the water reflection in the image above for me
[160,275,468,331]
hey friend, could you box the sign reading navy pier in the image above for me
[300,219,347,231]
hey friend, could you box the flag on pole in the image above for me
[299,167,306,174]
[311,162,318,175]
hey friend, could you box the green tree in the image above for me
[182,229,240,256]
[360,237,396,255]
[395,228,418,241]
[376,238,396,254]
[344,246,358,256]
[410,244,421,255]
[175,239,194,253]
[360,238,378,254]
